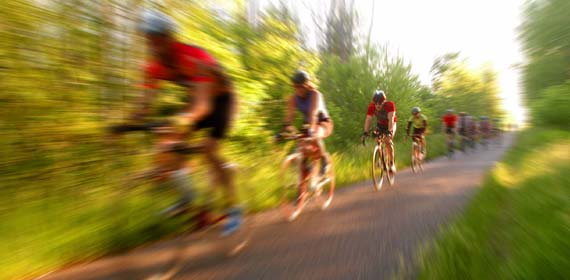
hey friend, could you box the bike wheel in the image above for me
[280,153,306,222]
[372,145,384,191]
[315,157,334,210]
[385,145,395,186]
[411,142,419,173]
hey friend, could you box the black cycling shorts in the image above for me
[413,127,426,136]
[446,127,455,134]
[195,93,233,139]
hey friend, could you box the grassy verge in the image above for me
[417,129,570,279]
[0,133,446,280]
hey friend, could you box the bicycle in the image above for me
[363,129,395,191]
[278,127,335,222]
[409,134,426,173]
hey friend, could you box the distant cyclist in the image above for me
[362,90,397,173]
[466,115,479,147]
[441,109,457,151]
[457,112,469,150]
[479,116,492,140]
[406,107,428,156]
[130,9,241,235]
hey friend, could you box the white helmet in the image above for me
[139,9,176,35]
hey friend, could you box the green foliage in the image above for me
[431,54,503,120]
[519,0,570,126]
[531,81,570,128]
[418,129,570,279]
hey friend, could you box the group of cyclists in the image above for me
[442,110,502,154]
[119,10,501,236]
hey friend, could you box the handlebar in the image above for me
[108,122,203,155]
[108,121,171,134]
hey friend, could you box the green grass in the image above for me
[417,129,570,279]
[0,133,447,280]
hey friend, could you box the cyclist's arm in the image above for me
[364,115,372,132]
[308,91,319,133]
[387,112,395,132]
[406,121,412,135]
[423,119,428,132]
[183,81,214,122]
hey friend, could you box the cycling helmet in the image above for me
[140,9,176,35]
[372,90,386,104]
[411,107,421,114]
[446,109,454,114]
[292,70,310,85]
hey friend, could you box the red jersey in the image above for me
[442,114,458,128]
[367,101,397,126]
[143,42,229,90]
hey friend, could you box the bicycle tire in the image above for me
[280,152,306,221]
[411,142,419,173]
[314,156,335,210]
[384,144,395,186]
[372,144,384,191]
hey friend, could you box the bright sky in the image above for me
[258,0,527,124]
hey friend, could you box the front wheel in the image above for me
[372,145,384,191]
[280,153,306,221]
[411,142,420,173]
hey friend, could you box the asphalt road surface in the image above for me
[40,134,514,280]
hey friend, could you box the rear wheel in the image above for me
[372,145,384,191]
[385,145,396,186]
[315,156,334,210]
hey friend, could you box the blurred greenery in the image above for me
[0,0,504,279]
[418,128,570,279]
[519,0,570,128]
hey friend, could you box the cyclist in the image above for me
[466,115,479,148]
[406,107,428,157]
[441,109,457,151]
[479,116,492,143]
[282,70,333,211]
[362,90,397,173]
[457,112,469,150]
[131,9,240,235]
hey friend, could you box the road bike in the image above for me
[409,134,425,173]
[278,127,335,222]
[363,129,395,191]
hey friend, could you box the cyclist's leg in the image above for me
[196,93,241,235]
[159,168,197,216]
[384,124,396,172]
[315,119,333,175]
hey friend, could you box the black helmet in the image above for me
[372,90,386,104]
[292,70,310,85]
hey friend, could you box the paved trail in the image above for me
[41,134,514,280]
